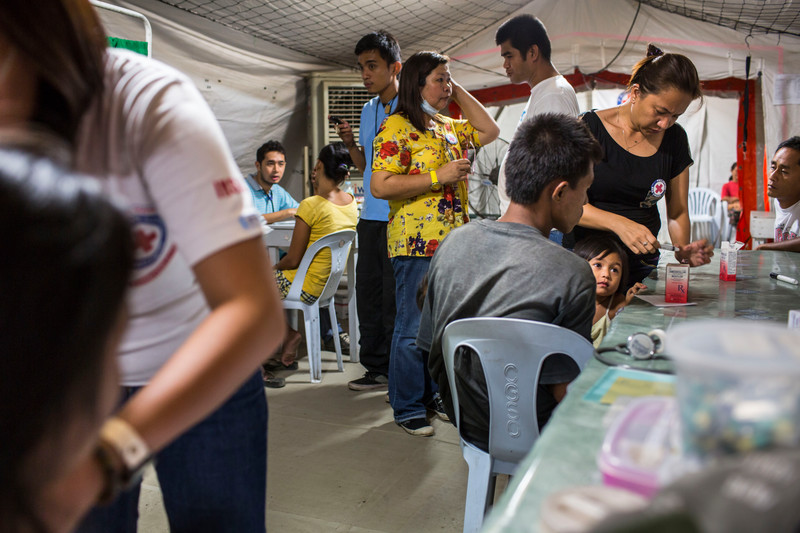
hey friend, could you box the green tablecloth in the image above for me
[481,250,800,533]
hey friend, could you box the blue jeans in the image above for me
[320,310,343,341]
[389,256,438,422]
[77,372,268,533]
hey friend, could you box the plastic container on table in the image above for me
[668,320,800,460]
[597,397,682,498]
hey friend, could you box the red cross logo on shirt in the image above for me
[135,229,158,253]
[654,182,664,194]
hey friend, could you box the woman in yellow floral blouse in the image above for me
[372,51,499,436]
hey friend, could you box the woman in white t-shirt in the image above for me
[0,1,285,531]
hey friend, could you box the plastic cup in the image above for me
[668,320,800,460]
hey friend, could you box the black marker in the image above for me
[770,272,799,285]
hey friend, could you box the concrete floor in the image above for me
[136,352,480,532]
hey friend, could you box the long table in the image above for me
[262,221,360,363]
[481,250,800,532]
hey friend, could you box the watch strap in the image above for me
[430,169,441,191]
[95,417,152,503]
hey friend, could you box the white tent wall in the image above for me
[97,0,336,201]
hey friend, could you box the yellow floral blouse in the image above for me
[372,113,481,257]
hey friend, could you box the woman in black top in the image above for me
[575,44,713,283]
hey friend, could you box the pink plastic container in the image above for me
[597,397,680,498]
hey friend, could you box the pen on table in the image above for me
[770,272,799,285]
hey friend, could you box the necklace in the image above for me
[616,106,645,152]
[374,94,397,127]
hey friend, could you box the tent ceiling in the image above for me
[643,0,800,38]
[155,0,532,67]
[155,1,800,69]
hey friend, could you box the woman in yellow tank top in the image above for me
[270,143,358,367]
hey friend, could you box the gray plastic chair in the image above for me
[442,317,595,532]
[282,229,355,383]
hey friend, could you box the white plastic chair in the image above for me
[688,187,724,246]
[442,317,595,533]
[282,229,355,383]
[720,199,733,242]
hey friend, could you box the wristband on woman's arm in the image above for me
[94,417,152,504]
[430,170,442,191]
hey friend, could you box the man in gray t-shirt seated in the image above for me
[417,113,602,451]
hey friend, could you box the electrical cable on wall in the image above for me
[588,0,642,76]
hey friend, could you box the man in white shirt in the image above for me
[758,136,800,252]
[495,14,580,220]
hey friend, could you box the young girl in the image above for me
[574,236,647,347]
[266,142,358,372]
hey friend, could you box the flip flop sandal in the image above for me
[262,369,285,388]
[263,359,299,371]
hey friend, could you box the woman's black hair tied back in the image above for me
[318,142,353,185]
[646,43,664,58]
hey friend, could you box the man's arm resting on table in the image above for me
[758,237,800,252]
[262,209,296,224]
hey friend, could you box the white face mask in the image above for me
[421,98,440,116]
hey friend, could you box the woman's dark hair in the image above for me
[628,44,702,101]
[0,0,108,147]
[317,142,353,186]
[395,51,449,132]
[573,235,630,296]
[0,149,134,530]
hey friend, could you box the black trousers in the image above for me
[356,219,396,376]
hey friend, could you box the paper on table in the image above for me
[269,220,296,229]
[635,294,697,307]
[584,367,675,405]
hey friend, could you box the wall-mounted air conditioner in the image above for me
[307,72,370,198]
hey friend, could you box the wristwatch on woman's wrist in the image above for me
[430,169,442,192]
[95,417,152,504]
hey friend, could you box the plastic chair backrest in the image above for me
[688,187,723,244]
[688,187,721,219]
[284,229,355,304]
[442,317,594,465]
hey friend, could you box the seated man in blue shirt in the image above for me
[245,140,298,224]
